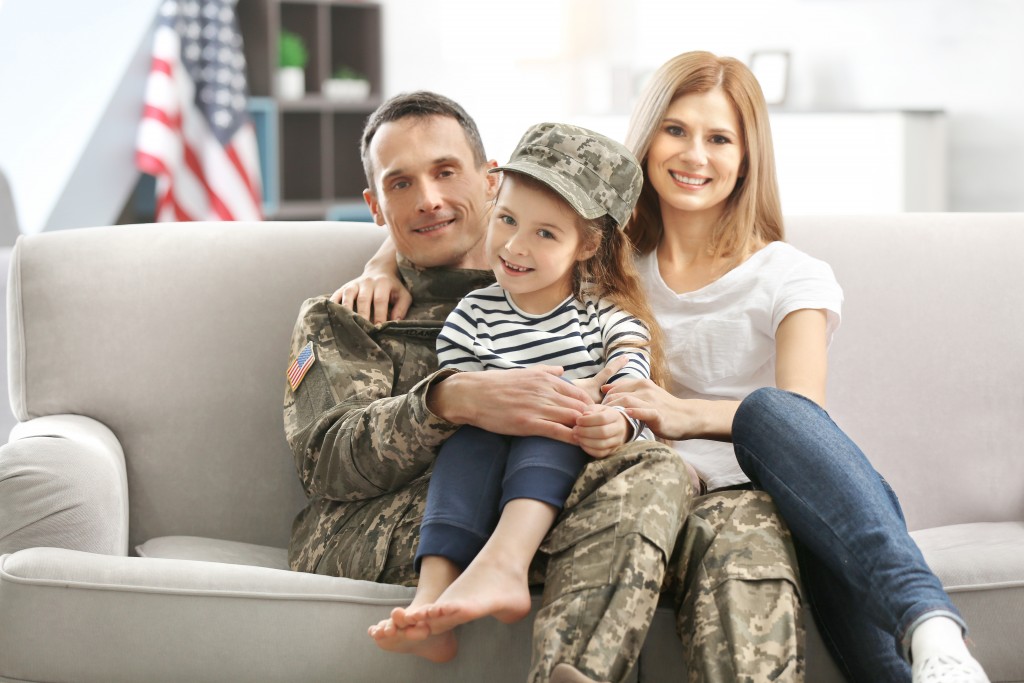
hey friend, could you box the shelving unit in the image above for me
[237,0,382,220]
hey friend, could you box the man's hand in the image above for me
[427,367,594,444]
[573,405,630,459]
[331,271,412,325]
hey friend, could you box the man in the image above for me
[284,91,802,682]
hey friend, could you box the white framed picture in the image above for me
[750,51,790,106]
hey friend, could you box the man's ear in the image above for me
[484,160,500,200]
[363,188,386,226]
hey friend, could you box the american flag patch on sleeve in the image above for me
[287,341,316,391]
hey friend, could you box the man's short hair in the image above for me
[360,91,488,193]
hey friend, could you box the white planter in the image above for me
[322,78,370,102]
[276,67,305,100]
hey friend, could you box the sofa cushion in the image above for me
[0,547,554,683]
[136,535,289,570]
[913,522,1024,682]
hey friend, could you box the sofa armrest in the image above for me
[0,414,128,556]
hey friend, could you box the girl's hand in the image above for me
[573,405,630,458]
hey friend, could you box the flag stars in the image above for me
[156,0,250,146]
[138,0,262,221]
[213,108,233,129]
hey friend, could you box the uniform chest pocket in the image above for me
[668,319,757,386]
[376,320,444,394]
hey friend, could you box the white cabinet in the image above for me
[770,111,946,213]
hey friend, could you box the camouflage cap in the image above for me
[490,122,642,229]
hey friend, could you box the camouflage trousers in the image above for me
[665,489,805,683]
[298,443,802,683]
[528,441,690,682]
[531,462,805,683]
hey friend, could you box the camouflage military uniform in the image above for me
[532,485,804,683]
[284,260,802,682]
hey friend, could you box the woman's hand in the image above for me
[603,378,739,442]
[573,356,629,404]
[573,405,630,458]
[601,377,684,440]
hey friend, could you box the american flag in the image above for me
[287,341,316,391]
[136,0,263,221]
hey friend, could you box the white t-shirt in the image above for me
[637,242,844,490]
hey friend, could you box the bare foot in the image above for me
[409,555,532,634]
[367,606,458,663]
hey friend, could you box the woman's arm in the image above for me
[330,234,410,324]
[601,379,738,441]
[603,307,830,439]
[774,308,829,407]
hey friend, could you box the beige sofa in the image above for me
[0,216,1021,682]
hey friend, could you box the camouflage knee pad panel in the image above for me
[531,442,692,683]
[669,490,801,595]
[671,490,805,683]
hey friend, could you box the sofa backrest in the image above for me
[7,221,387,549]
[787,213,1024,531]
[8,216,1021,550]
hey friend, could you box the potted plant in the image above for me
[322,65,371,102]
[276,30,308,100]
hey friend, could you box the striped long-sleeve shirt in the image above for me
[436,283,653,440]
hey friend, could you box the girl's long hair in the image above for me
[624,51,784,262]
[574,214,669,390]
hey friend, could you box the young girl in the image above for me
[367,122,667,664]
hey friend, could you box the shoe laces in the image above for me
[913,655,991,683]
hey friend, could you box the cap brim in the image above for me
[490,160,607,221]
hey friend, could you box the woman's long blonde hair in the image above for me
[624,51,784,260]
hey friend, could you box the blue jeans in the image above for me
[733,388,964,683]
[416,425,588,572]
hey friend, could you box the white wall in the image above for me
[0,0,163,235]
[378,0,1024,212]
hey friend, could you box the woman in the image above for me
[335,52,988,683]
[599,52,988,683]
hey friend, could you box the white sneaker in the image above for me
[912,654,991,683]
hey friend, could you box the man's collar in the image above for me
[397,255,494,304]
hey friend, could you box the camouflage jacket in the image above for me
[283,260,494,565]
